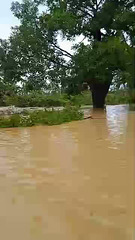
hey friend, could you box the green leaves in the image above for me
[0,0,134,99]
[72,36,133,88]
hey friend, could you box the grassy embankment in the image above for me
[0,106,83,128]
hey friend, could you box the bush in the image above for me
[3,92,70,107]
[0,106,83,128]
[70,90,132,106]
[70,91,92,106]
[106,90,130,105]
[0,90,134,108]
[69,90,132,106]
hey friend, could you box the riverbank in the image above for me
[0,105,92,116]
[0,104,134,128]
[0,106,83,128]
[0,106,64,116]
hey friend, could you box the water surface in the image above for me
[0,105,134,240]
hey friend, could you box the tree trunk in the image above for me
[89,29,110,108]
[90,82,110,109]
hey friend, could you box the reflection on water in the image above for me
[0,105,134,240]
[106,105,129,149]
[107,105,128,136]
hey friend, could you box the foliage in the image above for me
[0,39,20,84]
[0,90,134,108]
[0,106,83,128]
[72,37,133,87]
[1,92,69,107]
[0,0,69,92]
[71,90,134,106]
[69,92,92,106]
[106,90,131,105]
[0,0,134,107]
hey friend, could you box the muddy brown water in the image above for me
[0,105,134,240]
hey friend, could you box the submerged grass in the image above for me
[0,106,83,128]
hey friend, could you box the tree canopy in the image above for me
[0,0,134,106]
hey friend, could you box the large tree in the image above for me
[1,0,133,107]
[0,0,69,93]
[41,0,134,108]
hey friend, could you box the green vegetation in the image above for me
[0,89,134,128]
[0,90,134,108]
[0,106,83,128]
[1,92,70,107]
[106,90,133,105]
[70,90,135,106]
[0,0,134,109]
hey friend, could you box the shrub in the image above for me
[106,90,130,105]
[0,90,134,108]
[3,92,70,108]
[70,91,92,106]
[0,106,83,128]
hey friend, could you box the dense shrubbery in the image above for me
[0,90,134,108]
[69,92,92,106]
[1,92,70,107]
[106,90,131,105]
[70,90,134,106]
[0,106,83,128]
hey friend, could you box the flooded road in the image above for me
[0,105,134,240]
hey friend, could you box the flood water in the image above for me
[0,105,134,240]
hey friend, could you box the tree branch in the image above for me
[79,36,87,44]
[51,43,73,58]
[87,5,95,12]
[86,3,95,11]
[97,0,104,8]
[79,8,93,18]
[96,0,98,10]
[46,56,69,68]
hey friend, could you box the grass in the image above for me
[0,106,83,128]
